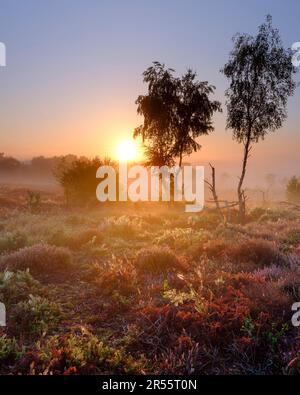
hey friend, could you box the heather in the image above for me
[0,187,299,375]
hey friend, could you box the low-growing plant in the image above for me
[100,216,141,240]
[163,287,206,313]
[48,228,104,250]
[0,270,42,306]
[0,335,23,364]
[154,228,205,250]
[265,323,289,349]
[0,243,72,277]
[136,246,186,274]
[11,295,61,338]
[247,207,267,222]
[241,316,257,340]
[0,231,28,254]
[31,333,147,374]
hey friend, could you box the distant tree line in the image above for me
[0,153,96,183]
[0,153,62,179]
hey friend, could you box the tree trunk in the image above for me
[237,133,251,223]
[179,151,183,167]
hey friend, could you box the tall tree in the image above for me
[222,15,296,222]
[134,62,221,167]
[134,62,177,166]
[173,70,221,166]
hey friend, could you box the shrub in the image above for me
[100,216,141,240]
[23,333,147,374]
[280,228,300,251]
[0,244,72,277]
[259,209,295,223]
[0,335,22,364]
[189,212,221,230]
[154,228,205,249]
[48,228,104,250]
[11,295,61,337]
[247,207,267,222]
[252,265,288,281]
[0,270,42,306]
[226,273,291,318]
[197,239,228,259]
[54,157,116,205]
[158,339,200,374]
[0,231,28,254]
[200,238,282,267]
[229,239,282,267]
[135,246,186,274]
[96,265,137,297]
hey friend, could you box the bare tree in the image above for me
[205,163,224,222]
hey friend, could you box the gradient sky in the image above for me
[0,0,299,180]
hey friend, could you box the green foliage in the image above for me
[223,15,296,144]
[0,270,42,307]
[134,62,221,166]
[241,316,257,339]
[54,157,115,205]
[0,231,28,254]
[101,216,141,240]
[154,228,204,249]
[36,333,147,374]
[0,335,23,364]
[163,286,206,313]
[265,323,289,349]
[222,15,296,221]
[12,295,61,337]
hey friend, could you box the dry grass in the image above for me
[0,186,300,374]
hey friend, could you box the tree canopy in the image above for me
[134,62,221,166]
[222,15,297,221]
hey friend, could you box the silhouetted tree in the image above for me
[134,62,221,167]
[0,153,21,172]
[134,62,177,166]
[54,157,115,205]
[173,70,221,166]
[143,138,174,167]
[222,15,296,222]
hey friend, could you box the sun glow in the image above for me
[117,139,141,162]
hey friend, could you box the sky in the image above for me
[0,0,299,182]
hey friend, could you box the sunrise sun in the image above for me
[117,139,141,162]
